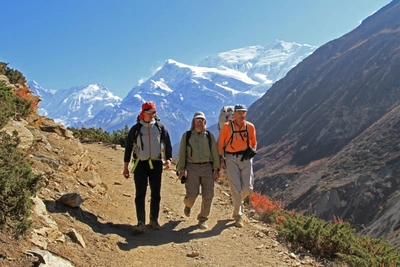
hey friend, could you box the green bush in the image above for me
[250,192,400,266]
[0,82,32,128]
[0,63,41,237]
[0,62,6,75]
[68,125,129,147]
[111,125,130,146]
[0,131,42,237]
[0,62,26,85]
[273,212,400,266]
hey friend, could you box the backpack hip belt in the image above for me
[226,150,245,156]
[130,156,162,173]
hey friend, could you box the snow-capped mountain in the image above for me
[84,59,263,144]
[30,40,317,147]
[85,40,316,143]
[29,81,122,127]
[198,40,316,84]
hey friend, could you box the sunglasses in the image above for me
[194,118,205,122]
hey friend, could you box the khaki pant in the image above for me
[225,154,254,219]
[184,163,214,222]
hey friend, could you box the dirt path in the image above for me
[0,142,321,267]
[68,143,320,267]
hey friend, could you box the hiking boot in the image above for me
[235,217,244,228]
[133,221,145,233]
[184,206,191,217]
[149,220,160,230]
[198,221,208,230]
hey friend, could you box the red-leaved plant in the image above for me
[249,192,283,222]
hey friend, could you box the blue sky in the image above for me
[1,0,391,98]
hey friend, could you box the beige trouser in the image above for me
[225,153,254,219]
[184,163,214,222]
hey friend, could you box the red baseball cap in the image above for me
[142,101,156,113]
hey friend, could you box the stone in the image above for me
[59,193,84,208]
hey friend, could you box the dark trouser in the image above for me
[133,160,163,223]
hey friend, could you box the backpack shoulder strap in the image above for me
[185,130,192,157]
[228,120,235,148]
[228,121,249,150]
[185,130,192,146]
[245,122,249,146]
[205,130,212,151]
[155,121,163,133]
[130,122,143,159]
[132,122,143,143]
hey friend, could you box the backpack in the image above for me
[218,106,234,131]
[185,130,212,157]
[227,120,248,150]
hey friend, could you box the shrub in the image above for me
[250,192,400,266]
[68,125,129,146]
[0,62,6,75]
[0,62,26,85]
[249,191,283,223]
[337,235,400,267]
[276,213,358,259]
[0,82,32,128]
[0,131,42,237]
[111,125,130,147]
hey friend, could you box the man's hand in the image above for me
[220,156,226,169]
[164,159,171,170]
[123,162,130,178]
[123,168,130,178]
[213,171,219,182]
[178,172,186,180]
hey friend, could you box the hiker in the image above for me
[217,104,257,228]
[176,111,220,229]
[123,101,172,233]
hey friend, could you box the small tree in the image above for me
[111,125,130,146]
[0,131,42,237]
[0,82,32,128]
[0,62,6,75]
[0,62,26,85]
[68,125,130,146]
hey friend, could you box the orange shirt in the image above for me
[217,120,257,155]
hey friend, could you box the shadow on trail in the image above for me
[44,200,233,250]
[44,200,136,236]
[117,219,233,251]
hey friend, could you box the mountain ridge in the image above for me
[29,82,122,127]
[29,40,317,146]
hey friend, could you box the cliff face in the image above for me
[248,0,400,245]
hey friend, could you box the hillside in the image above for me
[0,117,322,267]
[248,0,400,245]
